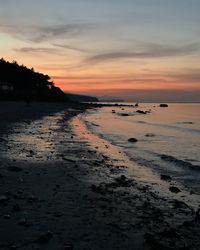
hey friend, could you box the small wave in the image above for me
[134,120,199,134]
[136,121,146,124]
[160,154,200,171]
[176,121,194,125]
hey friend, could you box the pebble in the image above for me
[161,174,172,181]
[37,231,53,244]
[12,204,21,212]
[169,186,181,193]
[4,214,11,219]
[18,218,28,226]
[0,195,8,203]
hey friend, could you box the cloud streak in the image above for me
[85,43,200,63]
[171,69,200,83]
[14,47,58,54]
[32,23,95,42]
[0,23,95,43]
[51,68,200,86]
[53,43,90,53]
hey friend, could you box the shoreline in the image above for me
[72,114,200,210]
[0,101,200,249]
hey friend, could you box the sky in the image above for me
[0,0,200,101]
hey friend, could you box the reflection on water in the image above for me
[79,103,200,207]
[83,103,200,167]
[72,112,200,210]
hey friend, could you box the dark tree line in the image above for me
[0,58,68,102]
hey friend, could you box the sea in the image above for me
[73,103,200,207]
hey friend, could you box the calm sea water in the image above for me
[82,103,200,194]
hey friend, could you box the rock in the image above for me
[4,214,11,219]
[181,121,193,124]
[90,183,113,195]
[7,166,22,172]
[182,220,193,227]
[18,218,28,226]
[160,104,168,107]
[17,190,23,194]
[37,231,53,244]
[161,174,172,181]
[172,200,193,214]
[9,245,17,250]
[62,157,76,162]
[145,133,155,137]
[64,244,74,250]
[12,204,21,212]
[128,138,138,143]
[114,175,133,187]
[0,195,8,204]
[169,186,181,193]
[121,113,129,116]
[195,208,200,224]
[136,110,146,114]
[27,194,37,203]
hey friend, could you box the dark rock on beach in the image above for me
[37,231,53,244]
[128,138,138,143]
[136,110,146,114]
[12,204,21,212]
[0,195,9,204]
[161,174,172,181]
[169,186,181,193]
[160,103,168,107]
[114,175,133,187]
[145,133,155,137]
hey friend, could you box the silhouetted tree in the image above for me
[0,59,68,102]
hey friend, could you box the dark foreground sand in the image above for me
[0,102,199,250]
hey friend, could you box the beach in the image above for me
[0,101,200,250]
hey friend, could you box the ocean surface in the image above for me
[79,103,200,197]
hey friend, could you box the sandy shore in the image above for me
[0,101,199,250]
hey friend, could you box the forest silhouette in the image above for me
[0,58,67,102]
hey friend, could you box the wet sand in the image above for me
[0,102,199,250]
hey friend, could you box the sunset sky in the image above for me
[0,0,200,101]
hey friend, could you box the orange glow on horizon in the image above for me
[53,79,200,94]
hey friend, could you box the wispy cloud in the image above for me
[0,23,95,43]
[85,43,200,64]
[53,43,90,53]
[32,23,95,42]
[171,69,200,83]
[14,47,58,54]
